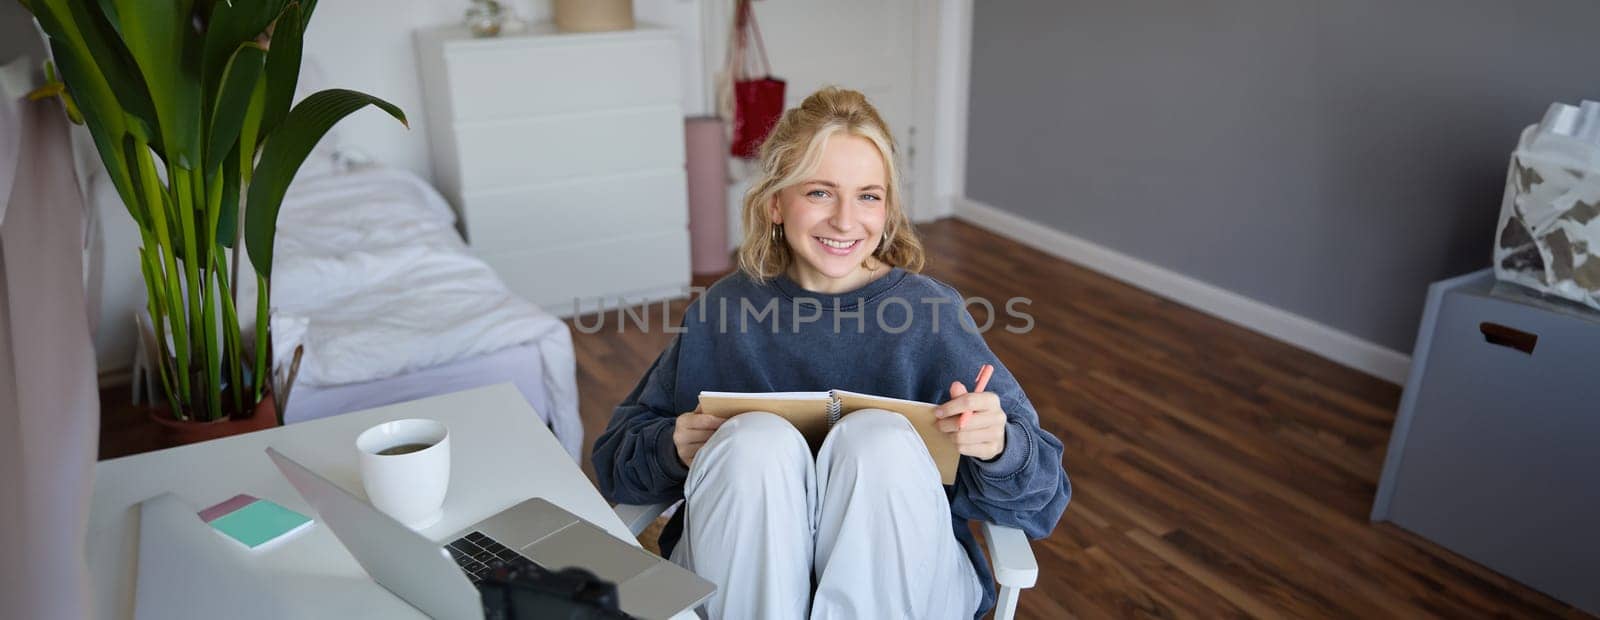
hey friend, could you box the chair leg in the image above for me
[994,584,1020,620]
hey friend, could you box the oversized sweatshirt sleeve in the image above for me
[591,334,692,506]
[940,304,1071,540]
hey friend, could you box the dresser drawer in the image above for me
[462,169,687,253]
[443,36,680,122]
[478,231,691,315]
[454,106,685,191]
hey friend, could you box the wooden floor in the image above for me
[100,219,1589,618]
[568,219,1590,619]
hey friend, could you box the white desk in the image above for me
[88,383,635,619]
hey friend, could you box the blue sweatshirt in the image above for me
[591,267,1071,618]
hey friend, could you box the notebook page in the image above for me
[698,391,832,401]
[697,391,834,446]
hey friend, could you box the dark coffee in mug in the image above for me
[376,442,434,456]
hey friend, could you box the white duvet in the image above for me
[264,167,579,449]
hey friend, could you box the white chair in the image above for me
[613,500,1039,620]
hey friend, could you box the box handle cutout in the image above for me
[1479,322,1537,355]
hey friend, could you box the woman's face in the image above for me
[771,134,890,294]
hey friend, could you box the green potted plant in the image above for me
[22,0,406,443]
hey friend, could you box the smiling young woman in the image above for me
[737,87,924,293]
[593,87,1069,620]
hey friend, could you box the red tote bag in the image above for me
[727,0,785,158]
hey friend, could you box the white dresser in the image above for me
[416,24,691,316]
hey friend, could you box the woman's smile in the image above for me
[814,236,862,256]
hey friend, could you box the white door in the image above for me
[706,0,932,245]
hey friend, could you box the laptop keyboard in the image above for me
[447,531,534,583]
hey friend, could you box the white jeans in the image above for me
[671,410,983,620]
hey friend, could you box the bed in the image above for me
[262,164,583,459]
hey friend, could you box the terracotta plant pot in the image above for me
[148,392,279,448]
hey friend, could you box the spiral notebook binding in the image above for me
[826,390,842,426]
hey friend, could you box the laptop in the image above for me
[266,447,714,620]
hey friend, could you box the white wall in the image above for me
[305,0,710,179]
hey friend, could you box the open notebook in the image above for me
[698,390,960,484]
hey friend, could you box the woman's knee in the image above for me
[823,408,922,465]
[701,410,809,467]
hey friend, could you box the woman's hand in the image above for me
[934,381,1006,461]
[672,406,725,467]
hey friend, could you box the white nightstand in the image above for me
[416,23,691,316]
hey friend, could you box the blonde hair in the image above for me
[736,87,925,282]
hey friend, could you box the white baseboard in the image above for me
[953,197,1412,384]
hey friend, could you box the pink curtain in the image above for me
[0,56,98,619]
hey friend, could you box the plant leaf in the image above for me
[258,1,304,140]
[201,0,288,100]
[246,89,406,277]
[110,0,202,169]
[239,74,267,184]
[298,0,320,29]
[206,42,265,174]
[217,145,241,248]
[48,0,160,144]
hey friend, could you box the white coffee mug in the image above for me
[357,418,451,529]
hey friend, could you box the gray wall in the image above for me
[966,0,1600,355]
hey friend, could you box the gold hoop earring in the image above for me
[771,224,784,244]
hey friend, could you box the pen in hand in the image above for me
[957,364,995,430]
